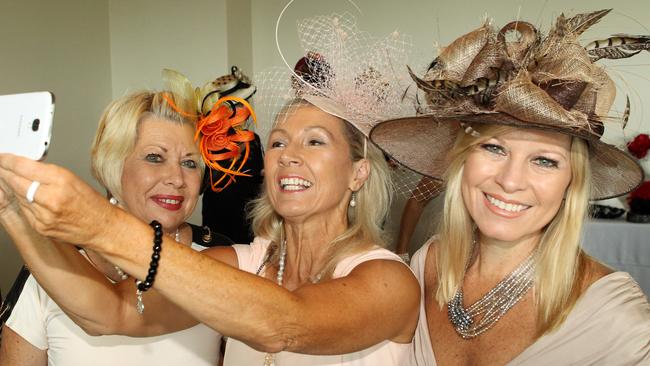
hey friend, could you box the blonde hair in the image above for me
[248,100,393,278]
[435,124,591,336]
[91,91,202,201]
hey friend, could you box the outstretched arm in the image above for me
[0,154,420,354]
[0,168,205,337]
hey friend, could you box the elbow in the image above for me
[243,317,302,353]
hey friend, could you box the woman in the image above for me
[0,90,221,365]
[370,10,650,365]
[0,14,420,365]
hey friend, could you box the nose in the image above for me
[164,162,186,188]
[494,158,527,193]
[278,144,302,167]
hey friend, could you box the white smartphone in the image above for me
[0,91,55,160]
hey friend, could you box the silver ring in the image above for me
[26,181,41,203]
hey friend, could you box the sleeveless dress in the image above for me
[224,236,414,366]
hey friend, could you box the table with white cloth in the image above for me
[583,218,650,296]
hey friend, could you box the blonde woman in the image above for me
[370,9,650,365]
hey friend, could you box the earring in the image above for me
[349,192,357,207]
[109,197,118,205]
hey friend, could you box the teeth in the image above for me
[486,195,528,213]
[161,198,180,204]
[279,177,313,190]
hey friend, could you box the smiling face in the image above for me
[264,103,367,224]
[461,128,573,244]
[120,117,202,233]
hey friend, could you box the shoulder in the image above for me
[573,271,649,335]
[409,236,440,293]
[343,248,420,302]
[580,255,614,289]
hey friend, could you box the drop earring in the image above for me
[349,192,357,207]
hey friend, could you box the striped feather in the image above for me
[586,34,650,61]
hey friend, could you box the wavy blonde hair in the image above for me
[435,124,591,336]
[248,100,393,278]
[91,91,202,201]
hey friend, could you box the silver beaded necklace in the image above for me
[447,242,537,339]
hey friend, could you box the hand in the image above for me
[0,174,19,215]
[0,153,115,245]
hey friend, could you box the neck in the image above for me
[282,215,348,286]
[472,232,540,280]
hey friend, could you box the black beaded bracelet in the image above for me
[135,220,163,314]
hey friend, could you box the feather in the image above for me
[162,69,198,112]
[586,34,650,61]
[407,65,459,92]
[622,95,630,130]
[565,9,612,36]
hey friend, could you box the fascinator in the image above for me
[162,66,257,192]
[255,12,438,199]
[256,12,415,145]
[370,9,648,200]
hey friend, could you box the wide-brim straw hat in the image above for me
[370,9,646,200]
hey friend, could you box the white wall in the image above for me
[0,0,112,294]
[108,0,229,97]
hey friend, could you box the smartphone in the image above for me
[0,91,55,160]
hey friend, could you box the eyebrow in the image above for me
[142,145,200,157]
[270,125,336,138]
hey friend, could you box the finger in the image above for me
[0,153,59,184]
[0,168,39,204]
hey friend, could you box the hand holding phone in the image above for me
[0,92,55,160]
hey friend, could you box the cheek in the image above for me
[185,169,202,192]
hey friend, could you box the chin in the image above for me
[476,222,536,243]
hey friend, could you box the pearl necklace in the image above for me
[257,239,326,366]
[262,242,287,366]
[447,243,536,339]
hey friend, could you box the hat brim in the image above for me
[370,113,644,200]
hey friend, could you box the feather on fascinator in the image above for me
[162,67,257,192]
[370,9,647,200]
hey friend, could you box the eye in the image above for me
[533,156,559,168]
[145,153,163,163]
[308,139,324,146]
[181,159,198,169]
[480,143,506,156]
[270,140,286,148]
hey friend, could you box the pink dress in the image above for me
[410,241,650,366]
[223,237,413,366]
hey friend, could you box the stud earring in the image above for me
[349,192,357,207]
[109,197,118,205]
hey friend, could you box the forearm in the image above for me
[89,210,296,349]
[0,208,128,335]
[396,198,425,254]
